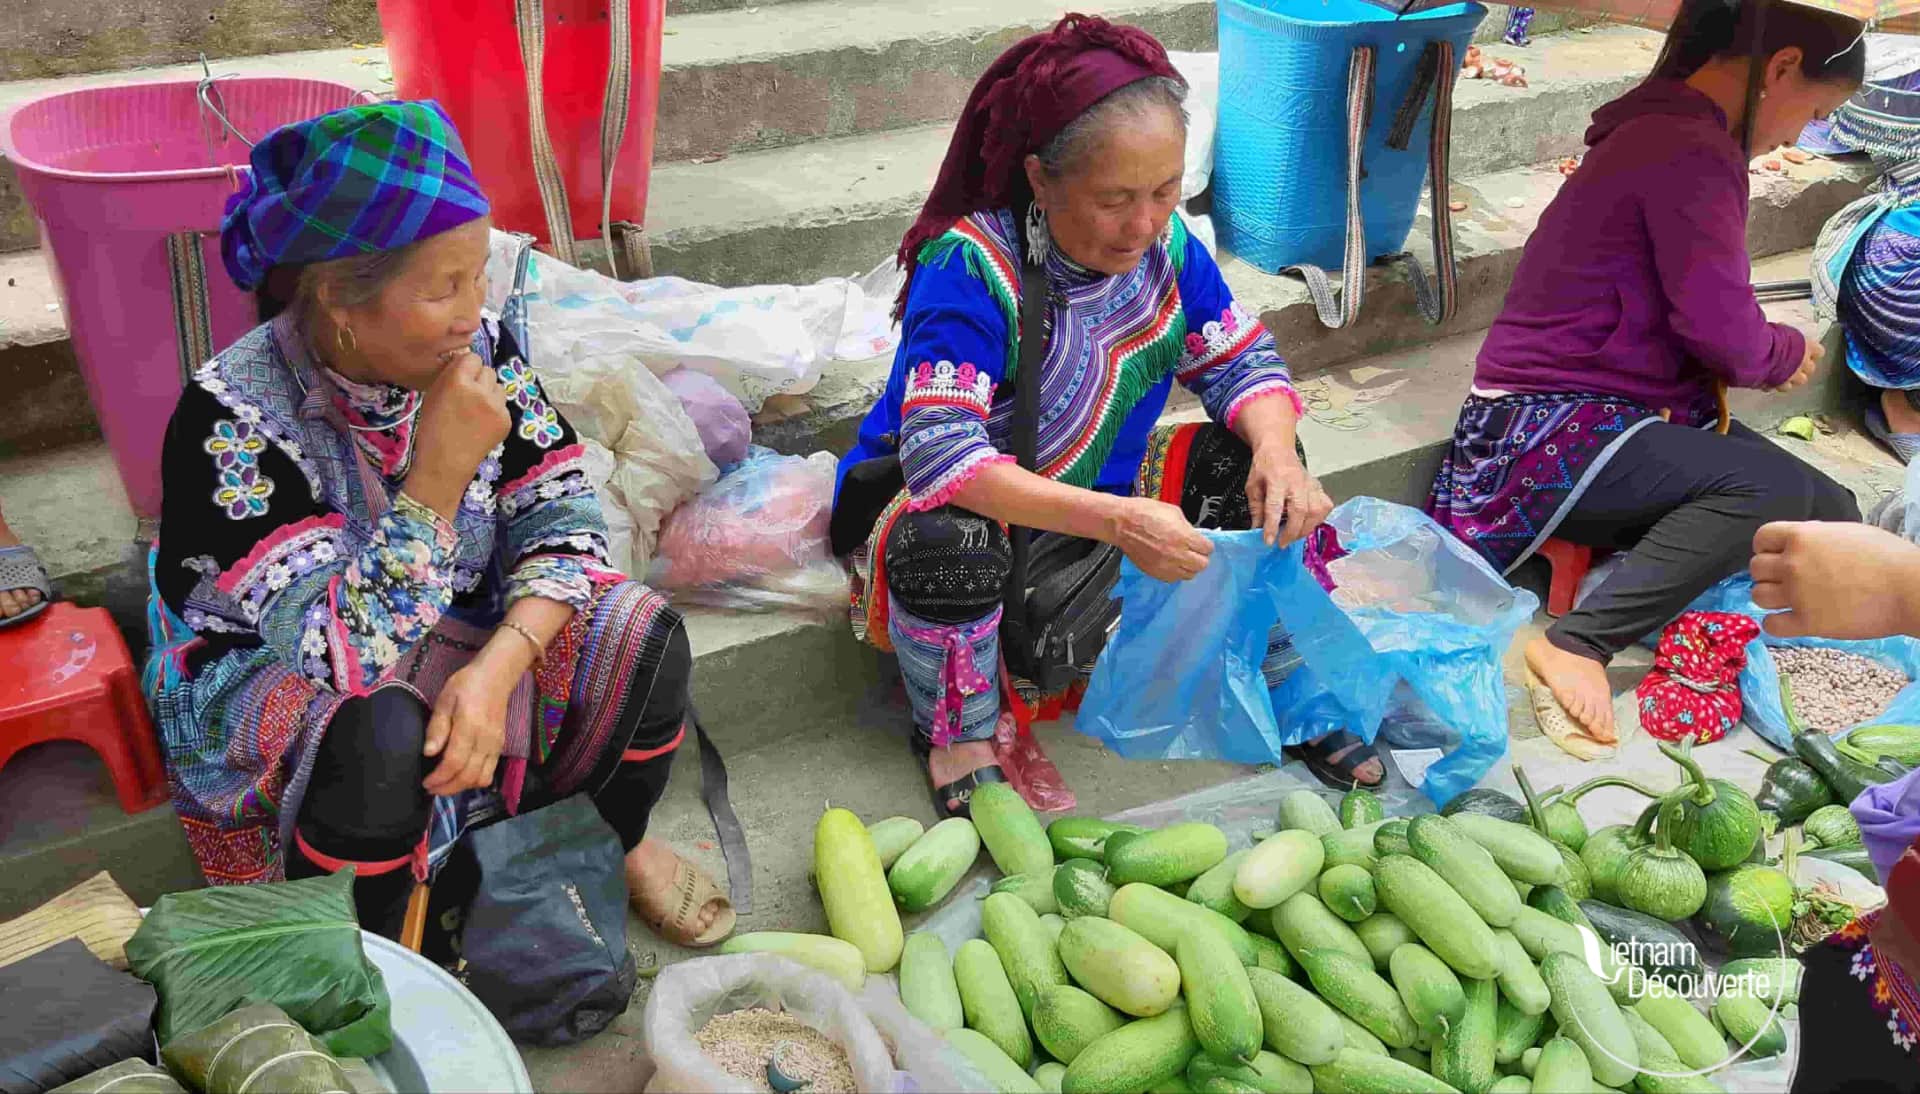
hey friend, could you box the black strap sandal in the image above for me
[1286,730,1385,791]
[909,730,1007,820]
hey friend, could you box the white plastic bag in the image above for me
[485,232,718,575]
[647,449,849,618]
[491,234,902,414]
[642,954,974,1093]
[1169,51,1219,201]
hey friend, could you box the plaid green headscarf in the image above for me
[219,99,490,291]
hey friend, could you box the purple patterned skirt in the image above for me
[1426,392,1670,575]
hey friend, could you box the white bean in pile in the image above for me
[1774,646,1909,733]
[694,1007,857,1094]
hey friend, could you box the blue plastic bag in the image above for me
[1680,574,1920,751]
[1313,499,1537,805]
[1078,530,1385,767]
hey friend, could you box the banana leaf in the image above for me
[162,1003,353,1094]
[48,1060,188,1093]
[124,871,392,1058]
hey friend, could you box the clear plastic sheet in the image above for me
[641,953,971,1094]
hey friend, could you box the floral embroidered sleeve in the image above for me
[154,383,462,695]
[895,251,1019,510]
[490,335,614,609]
[1173,223,1303,430]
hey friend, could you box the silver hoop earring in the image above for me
[1026,203,1051,266]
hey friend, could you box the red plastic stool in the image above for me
[1537,539,1617,619]
[0,603,166,813]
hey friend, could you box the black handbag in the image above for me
[828,231,1123,693]
[998,246,1124,695]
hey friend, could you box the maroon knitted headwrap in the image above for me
[892,13,1183,319]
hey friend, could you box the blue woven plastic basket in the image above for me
[1215,0,1487,274]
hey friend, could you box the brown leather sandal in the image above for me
[634,855,736,948]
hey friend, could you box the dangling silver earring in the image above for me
[1026,203,1051,266]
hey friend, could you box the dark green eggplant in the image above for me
[1793,731,1892,804]
[1741,748,1832,825]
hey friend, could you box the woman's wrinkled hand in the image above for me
[404,352,511,518]
[1108,496,1212,583]
[1246,444,1333,547]
[422,661,510,795]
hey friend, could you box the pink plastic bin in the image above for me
[2,78,364,519]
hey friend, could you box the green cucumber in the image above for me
[1490,929,1551,1017]
[815,807,905,973]
[1620,1009,1723,1093]
[1324,821,1387,873]
[1410,814,1523,929]
[1524,886,1592,931]
[1507,906,1633,1004]
[1234,830,1326,910]
[981,891,1068,1019]
[1187,1051,1312,1094]
[1354,913,1419,971]
[1272,892,1373,968]
[899,932,963,1030]
[1539,951,1637,1088]
[1277,790,1342,836]
[1633,985,1725,1072]
[1040,914,1066,948]
[868,816,927,869]
[1529,1036,1590,1094]
[1373,854,1500,980]
[1491,997,1547,1066]
[1034,1061,1067,1094]
[973,783,1055,877]
[1432,976,1497,1094]
[1247,933,1297,979]
[1110,883,1259,965]
[1336,1012,1388,1056]
[1446,814,1567,887]
[947,1028,1043,1093]
[1319,864,1378,923]
[1307,1048,1462,1094]
[718,932,865,991]
[1487,1077,1531,1094]
[1299,948,1421,1050]
[1187,850,1255,923]
[1389,943,1467,1040]
[990,870,1059,915]
[1373,818,1413,858]
[889,816,981,912]
[1711,992,1787,1058]
[1517,1047,1540,1077]
[1718,958,1801,1005]
[1341,788,1387,829]
[1032,984,1126,1065]
[1178,925,1263,1063]
[1053,858,1116,919]
[1061,1007,1201,1094]
[1245,965,1344,1065]
[1058,916,1182,1017]
[1108,823,1230,888]
[955,938,1033,1068]
[1047,816,1147,863]
[1151,1077,1197,1094]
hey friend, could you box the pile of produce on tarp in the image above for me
[743,749,1887,1094]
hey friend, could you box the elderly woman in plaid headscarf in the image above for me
[143,101,733,947]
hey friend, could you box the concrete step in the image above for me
[2,0,380,82]
[653,0,1218,163]
[646,24,1664,287]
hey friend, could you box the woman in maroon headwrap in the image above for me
[830,14,1368,815]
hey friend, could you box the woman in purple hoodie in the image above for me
[1428,0,1866,746]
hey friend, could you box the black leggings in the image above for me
[1548,420,1859,662]
[288,626,693,937]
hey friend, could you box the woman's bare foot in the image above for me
[1525,634,1616,742]
[1885,388,1920,435]
[927,739,997,788]
[625,838,728,941]
[0,516,46,621]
